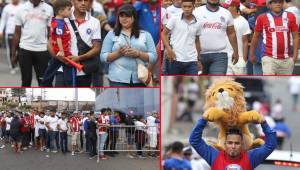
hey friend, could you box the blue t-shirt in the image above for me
[133,1,160,45]
[164,158,192,170]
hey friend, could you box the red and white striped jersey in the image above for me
[255,11,298,59]
[70,117,80,132]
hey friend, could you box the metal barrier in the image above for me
[97,125,159,162]
[97,125,159,151]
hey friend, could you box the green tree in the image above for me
[11,88,26,103]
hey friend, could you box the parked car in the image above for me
[256,150,300,170]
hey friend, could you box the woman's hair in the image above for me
[114,4,140,38]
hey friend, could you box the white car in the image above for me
[256,150,300,170]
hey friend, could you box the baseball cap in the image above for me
[267,0,284,3]
[118,4,136,17]
[221,0,240,8]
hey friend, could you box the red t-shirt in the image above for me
[70,116,80,132]
[98,115,110,132]
[20,117,30,133]
[30,112,35,128]
[51,17,71,57]
[255,11,298,59]
[211,151,251,170]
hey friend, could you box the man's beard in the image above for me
[207,0,220,7]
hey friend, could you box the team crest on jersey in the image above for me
[225,164,242,170]
[268,26,288,32]
[56,28,63,35]
[220,16,225,23]
[86,28,92,35]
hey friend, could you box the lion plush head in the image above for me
[205,79,246,126]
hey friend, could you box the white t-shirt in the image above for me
[5,117,13,130]
[193,6,234,54]
[166,5,182,20]
[46,116,59,131]
[135,121,146,131]
[57,118,68,132]
[187,82,199,101]
[289,77,300,94]
[286,6,300,26]
[0,3,20,35]
[285,6,300,46]
[226,15,251,67]
[34,115,40,130]
[146,116,157,134]
[58,11,101,76]
[166,15,201,62]
[15,1,53,51]
[162,8,168,26]
[38,116,46,129]
[93,0,106,17]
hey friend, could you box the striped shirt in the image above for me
[255,11,298,59]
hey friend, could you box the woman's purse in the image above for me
[136,59,153,86]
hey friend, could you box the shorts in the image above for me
[71,132,80,145]
[148,133,157,148]
[38,129,47,139]
[10,133,21,143]
[126,133,134,145]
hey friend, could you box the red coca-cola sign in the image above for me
[203,22,222,29]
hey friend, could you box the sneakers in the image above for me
[46,149,50,153]
[0,145,5,149]
[89,155,97,159]
[51,150,58,153]
[71,152,75,156]
[127,154,134,159]
[23,147,28,150]
[138,155,146,159]
[10,69,16,75]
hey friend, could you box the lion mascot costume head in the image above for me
[203,79,265,150]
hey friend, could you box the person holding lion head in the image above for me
[189,79,277,170]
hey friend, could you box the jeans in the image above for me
[18,48,50,86]
[29,128,35,145]
[109,80,145,87]
[59,132,68,153]
[21,131,30,147]
[110,130,119,151]
[253,62,263,75]
[201,52,228,74]
[169,61,198,75]
[55,72,92,87]
[98,133,108,156]
[89,137,97,156]
[85,133,90,152]
[42,58,73,86]
[49,131,59,150]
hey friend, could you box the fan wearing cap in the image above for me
[221,0,252,75]
[162,0,202,75]
[100,4,157,87]
[250,0,299,75]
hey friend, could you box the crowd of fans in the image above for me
[0,108,160,160]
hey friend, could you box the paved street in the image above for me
[0,142,159,170]
[0,47,110,86]
[0,47,38,86]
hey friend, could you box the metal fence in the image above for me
[97,125,160,152]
